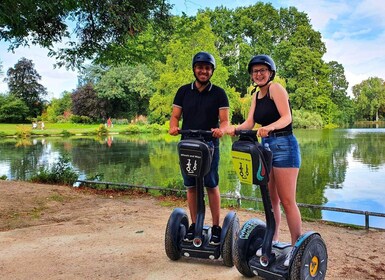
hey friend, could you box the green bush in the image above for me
[61,130,73,137]
[30,155,78,186]
[293,110,323,129]
[96,124,109,135]
[70,115,93,124]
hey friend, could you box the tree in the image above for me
[71,84,110,121]
[327,61,349,106]
[0,0,173,69]
[148,14,240,124]
[95,64,155,120]
[327,61,354,125]
[4,57,47,118]
[45,91,73,122]
[353,77,385,121]
[0,94,29,123]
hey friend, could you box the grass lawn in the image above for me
[0,123,131,136]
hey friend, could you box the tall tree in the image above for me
[95,64,155,120]
[5,57,47,118]
[71,84,109,121]
[0,0,173,69]
[353,77,385,121]
[327,61,349,107]
[327,61,354,125]
[148,14,240,124]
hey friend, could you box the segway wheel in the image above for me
[289,233,328,280]
[221,213,240,267]
[165,208,189,261]
[233,218,266,278]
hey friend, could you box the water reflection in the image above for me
[1,128,385,228]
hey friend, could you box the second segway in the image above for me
[231,130,328,279]
[165,129,240,266]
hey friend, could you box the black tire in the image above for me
[221,214,240,267]
[233,218,266,277]
[289,234,328,280]
[164,208,189,261]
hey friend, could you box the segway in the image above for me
[231,130,328,279]
[165,129,239,266]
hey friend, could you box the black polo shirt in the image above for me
[173,82,229,142]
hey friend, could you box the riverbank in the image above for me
[0,123,167,137]
[1,180,385,279]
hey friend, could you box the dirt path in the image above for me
[1,180,385,279]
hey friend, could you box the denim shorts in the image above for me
[261,134,301,168]
[182,141,219,188]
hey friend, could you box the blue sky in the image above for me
[1,0,385,99]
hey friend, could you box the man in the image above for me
[169,51,229,245]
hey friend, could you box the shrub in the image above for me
[30,155,78,186]
[293,110,323,129]
[16,125,32,138]
[96,124,108,135]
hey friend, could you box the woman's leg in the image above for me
[274,167,302,245]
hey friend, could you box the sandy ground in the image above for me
[1,180,385,280]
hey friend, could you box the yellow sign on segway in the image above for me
[231,151,253,185]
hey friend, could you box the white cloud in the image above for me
[284,0,385,96]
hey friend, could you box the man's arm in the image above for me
[169,106,182,135]
[212,108,229,138]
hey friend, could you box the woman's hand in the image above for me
[226,125,237,136]
[257,126,275,138]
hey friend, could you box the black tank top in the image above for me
[253,87,292,133]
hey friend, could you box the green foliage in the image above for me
[45,91,72,122]
[292,109,323,129]
[123,123,168,134]
[60,130,72,137]
[0,94,29,123]
[70,115,93,124]
[96,124,108,136]
[0,0,173,69]
[353,77,385,121]
[30,155,78,186]
[95,64,155,120]
[2,2,361,127]
[15,125,32,138]
[149,14,234,123]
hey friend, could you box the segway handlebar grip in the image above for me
[178,129,213,137]
[234,129,258,136]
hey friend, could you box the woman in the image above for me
[227,54,301,266]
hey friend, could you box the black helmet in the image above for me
[192,52,216,70]
[248,54,276,80]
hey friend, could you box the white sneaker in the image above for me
[284,248,294,267]
[256,240,279,256]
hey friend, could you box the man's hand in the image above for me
[169,127,179,136]
[211,128,224,138]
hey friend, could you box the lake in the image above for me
[1,128,385,228]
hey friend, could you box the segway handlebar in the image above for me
[234,129,258,136]
[178,129,213,137]
[234,129,259,142]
